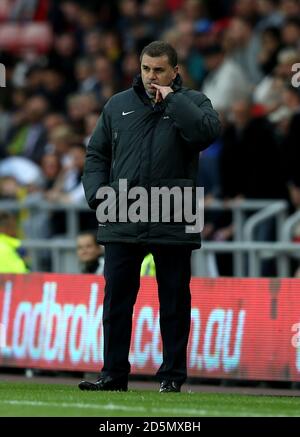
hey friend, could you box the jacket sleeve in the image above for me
[164,91,221,151]
[82,104,112,210]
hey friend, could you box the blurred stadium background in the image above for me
[1,0,300,416]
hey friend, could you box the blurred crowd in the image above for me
[0,0,300,274]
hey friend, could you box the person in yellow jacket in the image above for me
[0,211,28,273]
[140,253,156,276]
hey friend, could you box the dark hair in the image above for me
[70,143,87,152]
[77,232,98,245]
[262,26,282,41]
[140,41,178,67]
[284,17,300,28]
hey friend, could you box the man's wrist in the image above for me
[163,89,174,99]
[164,91,175,103]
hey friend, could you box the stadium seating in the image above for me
[0,0,10,22]
[0,22,52,53]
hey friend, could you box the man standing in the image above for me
[79,41,220,392]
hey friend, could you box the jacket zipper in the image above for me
[110,130,118,181]
[146,112,160,237]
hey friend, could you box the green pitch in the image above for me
[0,381,300,417]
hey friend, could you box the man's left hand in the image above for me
[151,84,173,102]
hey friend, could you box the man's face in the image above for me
[77,235,102,263]
[141,54,178,96]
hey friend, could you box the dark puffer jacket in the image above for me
[82,74,221,248]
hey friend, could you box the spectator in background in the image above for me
[0,211,28,274]
[43,112,66,134]
[117,0,141,52]
[282,85,300,209]
[121,52,140,89]
[77,232,105,274]
[220,99,286,202]
[281,16,300,48]
[224,17,263,85]
[142,0,174,39]
[45,143,86,204]
[67,92,99,135]
[45,143,96,235]
[93,56,117,106]
[163,19,206,87]
[40,65,72,113]
[0,176,21,201]
[182,0,207,22]
[4,95,49,164]
[23,65,44,95]
[102,31,122,64]
[75,57,98,94]
[254,48,299,113]
[204,98,287,275]
[256,0,284,31]
[257,26,282,75]
[232,0,259,23]
[47,33,78,91]
[279,0,300,18]
[83,29,104,56]
[40,153,62,190]
[0,176,27,235]
[202,44,250,113]
[46,124,77,164]
[84,112,99,146]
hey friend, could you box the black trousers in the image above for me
[101,243,192,384]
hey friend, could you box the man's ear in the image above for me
[173,65,179,79]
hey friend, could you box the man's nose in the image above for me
[148,70,157,81]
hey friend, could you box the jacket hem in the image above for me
[97,236,201,249]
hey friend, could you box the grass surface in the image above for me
[0,381,300,417]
